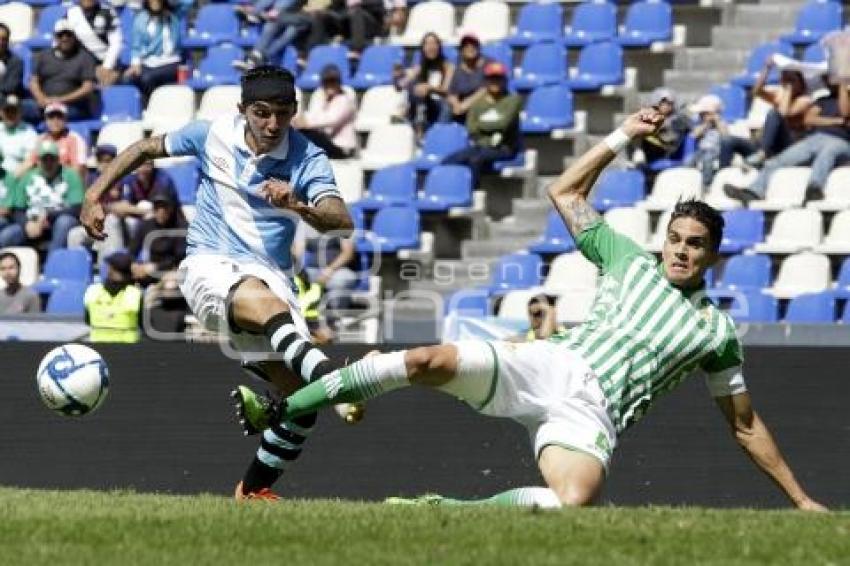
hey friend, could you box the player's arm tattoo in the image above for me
[84,136,167,203]
[552,195,602,238]
[547,140,614,238]
[298,196,354,236]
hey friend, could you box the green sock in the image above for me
[283,351,409,420]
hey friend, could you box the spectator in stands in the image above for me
[384,0,407,38]
[0,171,25,248]
[84,251,142,343]
[443,61,521,186]
[404,32,454,138]
[124,0,186,102]
[292,65,357,158]
[234,0,313,71]
[687,94,727,188]
[0,23,24,99]
[635,87,691,165]
[119,159,177,239]
[20,102,88,180]
[446,34,486,124]
[515,294,564,342]
[0,251,40,314]
[66,0,123,87]
[128,186,187,288]
[27,20,99,123]
[17,140,85,253]
[725,79,850,206]
[306,0,394,61]
[0,95,37,178]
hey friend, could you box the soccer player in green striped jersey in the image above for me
[260,109,826,511]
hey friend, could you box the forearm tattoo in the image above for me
[301,197,354,235]
[564,198,601,234]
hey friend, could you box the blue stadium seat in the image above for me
[782,0,842,45]
[34,248,92,295]
[785,292,835,323]
[416,165,473,212]
[803,42,826,63]
[617,0,672,48]
[235,22,261,48]
[528,210,575,254]
[732,41,794,87]
[563,0,617,47]
[646,134,696,172]
[46,281,88,316]
[512,42,567,91]
[729,291,778,323]
[66,122,92,148]
[833,257,850,299]
[591,169,645,211]
[182,4,240,49]
[186,43,242,90]
[357,163,417,210]
[445,290,489,317]
[296,45,350,90]
[717,253,771,291]
[21,0,61,6]
[711,84,747,122]
[357,205,421,253]
[507,2,563,47]
[481,41,513,70]
[414,123,469,170]
[521,84,574,134]
[565,41,624,91]
[843,300,850,324]
[278,45,299,74]
[349,45,404,89]
[165,161,200,205]
[720,209,764,254]
[487,252,542,294]
[100,85,142,123]
[25,4,66,49]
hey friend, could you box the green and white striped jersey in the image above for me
[550,220,745,434]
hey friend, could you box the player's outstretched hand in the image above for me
[260,178,300,210]
[80,197,107,241]
[797,497,829,513]
[621,107,664,139]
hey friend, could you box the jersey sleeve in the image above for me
[164,120,211,158]
[295,153,341,206]
[575,219,647,270]
[701,325,747,397]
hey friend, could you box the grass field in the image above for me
[0,488,847,566]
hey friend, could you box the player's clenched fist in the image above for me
[259,178,299,209]
[80,196,107,241]
[621,107,665,138]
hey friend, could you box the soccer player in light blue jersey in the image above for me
[81,66,354,500]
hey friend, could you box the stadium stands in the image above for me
[563,0,617,47]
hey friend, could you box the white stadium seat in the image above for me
[143,85,196,134]
[556,290,596,325]
[497,287,543,321]
[815,209,850,255]
[640,167,702,211]
[543,251,598,295]
[767,251,830,299]
[0,3,34,44]
[705,167,758,211]
[0,246,39,288]
[604,207,650,247]
[392,0,456,46]
[750,166,811,211]
[97,121,145,154]
[753,208,823,255]
[646,211,673,253]
[359,123,415,170]
[807,167,850,212]
[455,1,510,44]
[196,85,241,121]
[746,90,776,130]
[330,159,364,203]
[355,85,407,134]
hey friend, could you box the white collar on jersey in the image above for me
[235,114,290,160]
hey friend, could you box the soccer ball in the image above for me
[36,344,109,416]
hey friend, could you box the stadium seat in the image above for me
[349,45,404,90]
[392,0,456,47]
[487,252,543,295]
[360,123,415,170]
[843,301,850,324]
[186,43,242,90]
[512,42,567,91]
[749,167,811,211]
[446,289,490,317]
[480,41,513,71]
[782,0,843,45]
[143,85,195,134]
[100,85,142,124]
[543,251,598,294]
[563,0,617,47]
[357,162,417,210]
[97,121,145,154]
[45,280,87,316]
[807,166,850,212]
[617,0,672,48]
[456,1,510,44]
[717,253,772,291]
[646,210,672,253]
[640,167,702,211]
[416,165,473,212]
[235,21,261,49]
[521,85,575,134]
[785,292,836,323]
[565,41,624,91]
[720,209,765,254]
[296,45,350,90]
[728,291,778,323]
[34,248,92,295]
[0,3,34,44]
[836,258,850,298]
[182,4,239,49]
[705,167,758,210]
[645,134,696,173]
[414,123,469,170]
[330,160,364,203]
[603,207,650,248]
[164,160,200,205]
[556,289,596,324]
[355,85,407,133]
[732,41,793,87]
[24,3,65,49]
[591,169,645,212]
[815,209,850,255]
[497,288,540,320]
[196,85,241,121]
[768,251,830,299]
[754,208,822,254]
[711,84,747,122]
[803,42,826,64]
[357,205,421,253]
[0,246,38,287]
[507,2,563,47]
[528,210,576,255]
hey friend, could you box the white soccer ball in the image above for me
[36,344,109,416]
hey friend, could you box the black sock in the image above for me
[265,312,334,383]
[241,411,318,493]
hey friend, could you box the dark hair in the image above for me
[0,251,20,269]
[320,64,342,84]
[668,199,724,252]
[417,32,446,84]
[241,65,297,105]
[528,293,556,308]
[0,23,10,38]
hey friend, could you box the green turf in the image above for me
[0,488,847,566]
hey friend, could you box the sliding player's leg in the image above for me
[537,445,606,506]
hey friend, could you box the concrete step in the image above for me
[710,27,782,49]
[663,69,730,94]
[675,48,749,72]
[461,237,535,259]
[731,5,799,27]
[488,217,545,239]
[511,199,551,225]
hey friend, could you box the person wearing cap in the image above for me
[0,23,24,100]
[634,87,691,164]
[0,95,37,178]
[65,0,124,87]
[686,93,728,188]
[20,102,88,180]
[128,186,187,288]
[291,64,357,159]
[84,250,142,343]
[28,19,98,122]
[443,60,522,186]
[403,32,454,137]
[115,159,177,241]
[446,34,487,124]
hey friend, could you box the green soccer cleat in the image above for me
[231,385,278,436]
[385,494,445,506]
